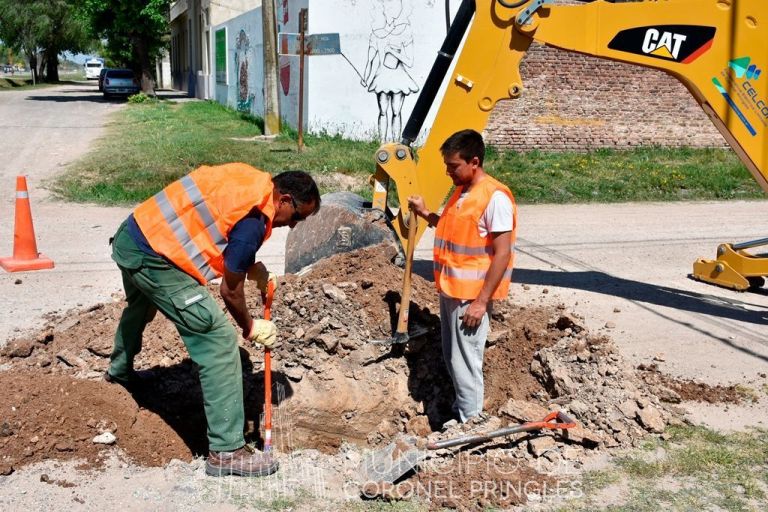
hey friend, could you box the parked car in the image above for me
[98,67,110,92]
[102,69,140,97]
[2,65,13,74]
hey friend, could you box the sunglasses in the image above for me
[289,196,307,222]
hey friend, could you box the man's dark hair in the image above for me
[440,129,485,166]
[273,171,321,212]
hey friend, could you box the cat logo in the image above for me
[608,25,716,64]
[641,29,687,60]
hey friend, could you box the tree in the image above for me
[0,0,90,82]
[78,0,171,93]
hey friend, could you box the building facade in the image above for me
[171,0,726,149]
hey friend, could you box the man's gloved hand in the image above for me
[246,319,277,347]
[246,262,278,294]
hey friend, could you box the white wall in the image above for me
[305,0,457,142]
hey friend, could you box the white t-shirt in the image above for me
[455,190,513,237]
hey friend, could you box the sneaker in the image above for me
[205,445,279,477]
[466,412,491,426]
[441,419,459,432]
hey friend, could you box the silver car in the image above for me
[103,69,141,97]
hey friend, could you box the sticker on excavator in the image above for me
[608,25,716,63]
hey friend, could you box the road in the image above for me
[0,82,767,404]
[0,82,298,343]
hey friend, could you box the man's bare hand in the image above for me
[462,299,487,329]
[407,195,427,218]
[247,262,278,294]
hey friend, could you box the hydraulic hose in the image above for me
[400,0,476,145]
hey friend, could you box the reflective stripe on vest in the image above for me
[134,163,276,284]
[434,237,493,256]
[152,176,227,282]
[433,175,516,300]
[433,261,514,282]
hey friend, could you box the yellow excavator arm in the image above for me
[372,0,768,291]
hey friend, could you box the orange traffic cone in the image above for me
[0,176,54,272]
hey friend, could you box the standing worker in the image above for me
[105,163,320,477]
[408,129,516,423]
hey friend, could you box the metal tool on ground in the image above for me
[372,205,427,345]
[360,411,577,484]
[261,280,276,453]
[426,410,576,449]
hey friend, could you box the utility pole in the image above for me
[297,8,307,152]
[261,0,281,135]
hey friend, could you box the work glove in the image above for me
[246,319,277,347]
[247,262,278,294]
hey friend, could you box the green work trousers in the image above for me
[109,220,245,452]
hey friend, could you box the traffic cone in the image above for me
[0,176,54,272]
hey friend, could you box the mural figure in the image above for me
[234,29,254,112]
[361,0,420,142]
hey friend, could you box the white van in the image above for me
[84,58,104,80]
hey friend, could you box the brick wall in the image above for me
[485,44,727,151]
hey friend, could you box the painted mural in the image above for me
[360,0,420,142]
[213,9,265,119]
[235,29,254,112]
[309,0,456,140]
[213,0,456,141]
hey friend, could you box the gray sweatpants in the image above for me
[439,294,492,423]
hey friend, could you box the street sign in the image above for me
[278,33,341,56]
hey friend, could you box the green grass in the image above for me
[488,147,763,203]
[53,100,379,204]
[54,99,765,205]
[0,72,87,90]
[0,77,56,90]
[562,425,768,512]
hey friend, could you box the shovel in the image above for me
[261,280,276,453]
[372,206,427,345]
[360,411,577,484]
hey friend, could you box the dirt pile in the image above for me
[0,373,190,475]
[637,363,745,404]
[400,314,681,485]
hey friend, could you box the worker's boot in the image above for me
[103,369,154,394]
[205,444,279,477]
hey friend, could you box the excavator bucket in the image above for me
[284,191,399,274]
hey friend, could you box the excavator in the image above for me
[286,0,768,295]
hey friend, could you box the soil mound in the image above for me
[0,372,189,475]
[637,363,745,404]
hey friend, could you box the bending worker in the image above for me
[105,163,320,477]
[408,129,516,423]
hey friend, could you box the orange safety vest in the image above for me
[133,163,276,284]
[433,175,517,301]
